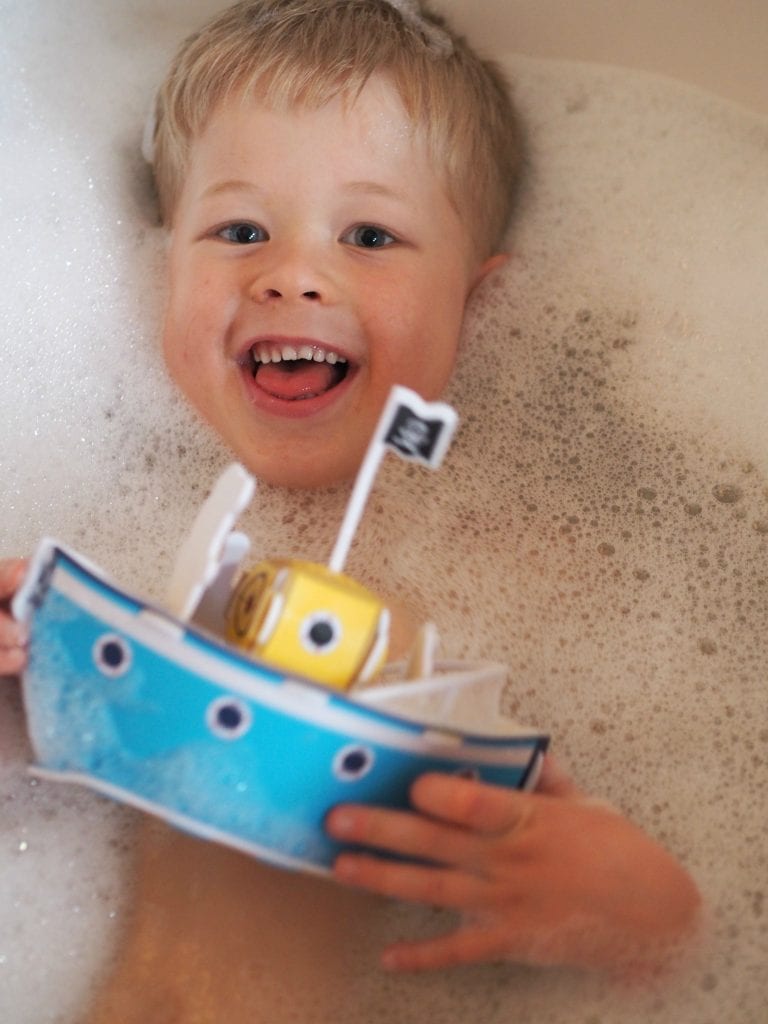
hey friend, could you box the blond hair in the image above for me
[151,0,522,258]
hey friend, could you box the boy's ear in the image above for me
[470,252,510,294]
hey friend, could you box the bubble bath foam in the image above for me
[1,2,767,1021]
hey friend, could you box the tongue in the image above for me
[254,359,337,400]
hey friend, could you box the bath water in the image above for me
[1,2,766,1021]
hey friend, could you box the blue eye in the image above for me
[346,225,396,249]
[218,222,267,244]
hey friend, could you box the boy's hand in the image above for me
[0,559,29,675]
[326,759,700,975]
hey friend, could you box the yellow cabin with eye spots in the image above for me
[224,559,390,690]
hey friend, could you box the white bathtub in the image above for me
[445,0,768,114]
[1,2,766,1022]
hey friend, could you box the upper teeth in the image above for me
[251,344,347,365]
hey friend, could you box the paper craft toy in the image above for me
[225,559,390,690]
[13,386,548,875]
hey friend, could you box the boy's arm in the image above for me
[0,559,29,675]
[326,759,701,977]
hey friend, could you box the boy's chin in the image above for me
[234,445,362,491]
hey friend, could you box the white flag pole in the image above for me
[328,388,401,573]
[328,386,458,574]
[328,430,387,573]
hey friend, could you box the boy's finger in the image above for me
[409,773,534,835]
[0,615,28,648]
[535,755,585,800]
[0,559,27,601]
[333,853,491,909]
[381,922,511,972]
[326,804,485,867]
[0,646,27,676]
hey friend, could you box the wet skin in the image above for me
[163,74,504,489]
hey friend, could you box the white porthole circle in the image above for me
[300,611,343,655]
[333,744,376,782]
[93,633,132,678]
[206,696,253,741]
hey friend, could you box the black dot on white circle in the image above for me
[300,611,342,654]
[333,744,375,781]
[206,697,252,740]
[93,634,132,677]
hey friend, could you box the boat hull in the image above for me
[16,542,548,874]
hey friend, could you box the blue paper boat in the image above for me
[13,539,547,874]
[13,392,548,875]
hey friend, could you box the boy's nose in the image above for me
[255,285,321,302]
[247,249,330,305]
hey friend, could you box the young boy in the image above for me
[0,0,700,1008]
[154,0,512,490]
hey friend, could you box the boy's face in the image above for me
[163,75,502,487]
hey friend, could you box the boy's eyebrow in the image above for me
[199,179,409,203]
[200,179,266,200]
[343,180,409,202]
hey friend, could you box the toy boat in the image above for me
[13,388,548,875]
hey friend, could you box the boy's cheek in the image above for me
[162,300,210,368]
[161,327,188,385]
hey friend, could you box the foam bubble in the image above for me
[1,6,768,1023]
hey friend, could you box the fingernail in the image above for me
[329,810,355,836]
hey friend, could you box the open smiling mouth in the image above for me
[246,342,351,401]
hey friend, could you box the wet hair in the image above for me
[151,0,523,258]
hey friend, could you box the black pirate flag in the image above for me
[328,386,459,571]
[380,388,458,468]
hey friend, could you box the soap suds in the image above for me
[1,4,767,1022]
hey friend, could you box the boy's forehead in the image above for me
[213,74,417,147]
[182,77,445,199]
